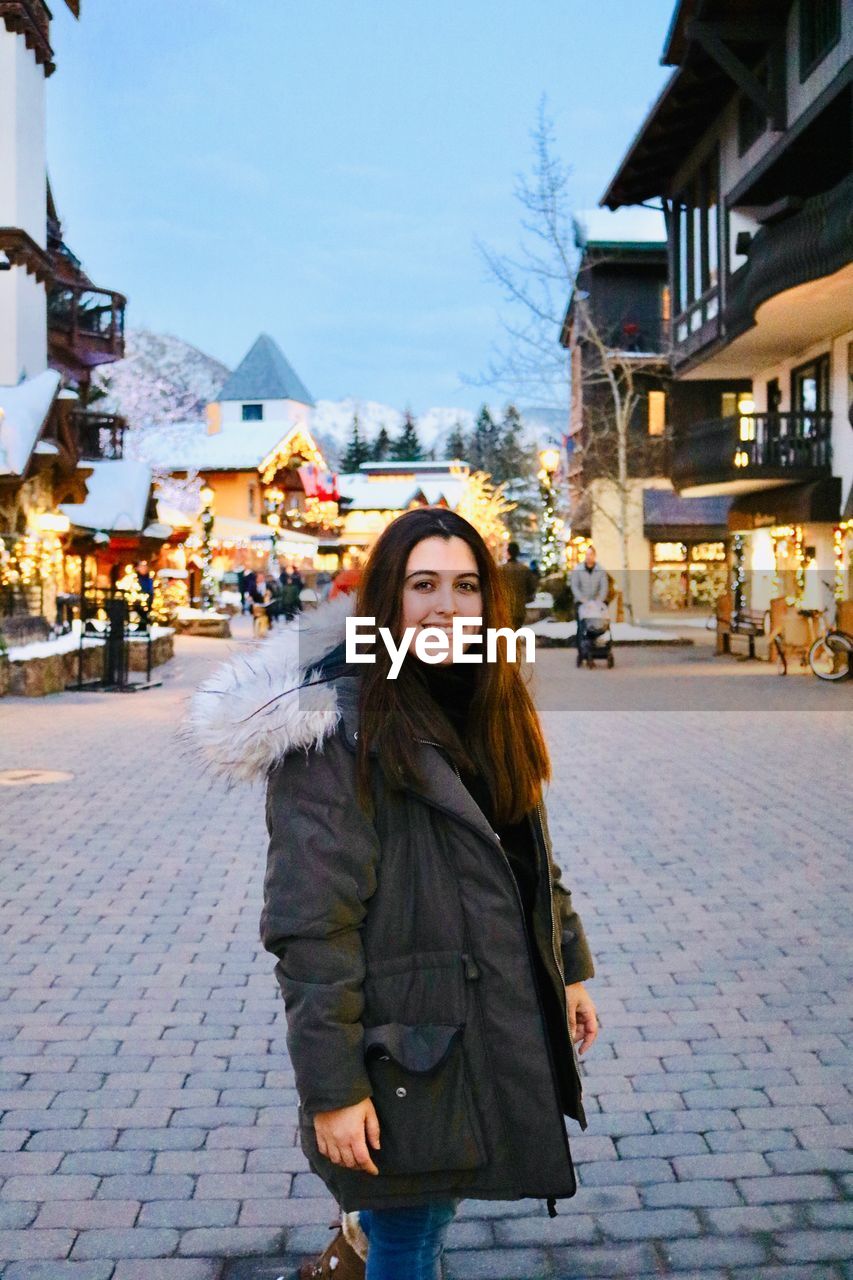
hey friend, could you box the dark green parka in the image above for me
[190,596,595,1213]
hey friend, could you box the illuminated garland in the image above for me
[835,520,852,601]
[200,503,216,610]
[794,526,805,599]
[0,531,65,592]
[731,532,745,616]
[451,466,514,557]
[538,470,560,575]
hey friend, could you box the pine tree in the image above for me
[391,409,422,461]
[470,405,497,473]
[446,419,468,460]
[370,424,392,461]
[342,412,370,472]
[495,403,529,483]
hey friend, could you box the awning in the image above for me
[728,478,842,528]
[643,489,732,540]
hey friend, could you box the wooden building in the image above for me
[602,0,853,612]
[560,221,738,617]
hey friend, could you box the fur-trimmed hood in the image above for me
[187,593,357,784]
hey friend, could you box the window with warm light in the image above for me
[647,390,666,436]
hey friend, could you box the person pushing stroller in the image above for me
[570,547,611,666]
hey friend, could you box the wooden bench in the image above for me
[716,594,766,660]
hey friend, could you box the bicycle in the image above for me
[808,584,853,683]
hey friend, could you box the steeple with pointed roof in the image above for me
[217,334,314,408]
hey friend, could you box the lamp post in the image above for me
[199,484,216,610]
[537,446,562,575]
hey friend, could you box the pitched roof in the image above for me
[0,370,62,476]
[337,472,469,511]
[217,335,314,407]
[60,460,154,533]
[132,419,295,471]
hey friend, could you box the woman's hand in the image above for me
[566,982,599,1055]
[313,1098,381,1175]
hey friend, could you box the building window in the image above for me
[800,0,840,81]
[672,151,720,320]
[721,391,755,420]
[242,403,264,421]
[647,390,667,436]
[248,484,256,517]
[651,541,727,611]
[791,354,830,415]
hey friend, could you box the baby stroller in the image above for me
[576,600,614,669]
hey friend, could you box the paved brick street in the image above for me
[0,628,851,1279]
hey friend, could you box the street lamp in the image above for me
[199,485,216,610]
[537,446,562,575]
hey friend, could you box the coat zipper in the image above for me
[414,737,574,1211]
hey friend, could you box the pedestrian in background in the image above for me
[500,541,538,629]
[191,507,598,1280]
[570,545,609,655]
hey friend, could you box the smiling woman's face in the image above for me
[400,535,482,664]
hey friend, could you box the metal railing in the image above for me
[72,411,127,460]
[672,411,833,488]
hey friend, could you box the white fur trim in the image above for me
[341,1210,369,1262]
[185,593,356,783]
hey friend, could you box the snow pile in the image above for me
[176,607,229,621]
[531,618,692,643]
[6,633,103,661]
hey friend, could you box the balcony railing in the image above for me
[672,411,833,491]
[72,412,127,461]
[726,173,853,340]
[47,283,126,367]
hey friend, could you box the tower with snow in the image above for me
[206,333,315,434]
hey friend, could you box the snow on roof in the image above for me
[217,334,315,407]
[0,370,62,476]
[359,460,469,475]
[60,459,154,532]
[574,206,666,247]
[131,419,294,471]
[338,472,468,511]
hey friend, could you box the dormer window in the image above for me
[242,403,263,422]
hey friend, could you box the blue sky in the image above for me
[47,1,673,411]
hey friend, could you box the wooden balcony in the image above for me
[72,412,127,461]
[48,282,126,371]
[672,411,833,496]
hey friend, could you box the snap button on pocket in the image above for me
[395,1086,407,1098]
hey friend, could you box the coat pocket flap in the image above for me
[364,1022,463,1074]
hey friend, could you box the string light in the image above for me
[732,532,745,615]
[835,520,852,601]
[451,465,514,556]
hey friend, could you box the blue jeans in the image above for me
[359,1199,460,1280]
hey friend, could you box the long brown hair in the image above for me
[354,507,551,823]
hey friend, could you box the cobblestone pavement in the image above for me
[0,629,851,1279]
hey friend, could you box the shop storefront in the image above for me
[650,540,728,611]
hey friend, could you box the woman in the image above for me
[190,508,599,1280]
